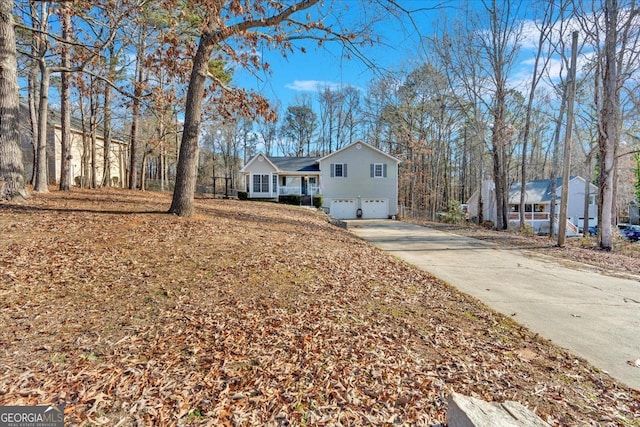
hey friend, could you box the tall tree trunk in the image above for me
[169,32,216,216]
[59,4,72,191]
[548,90,567,237]
[557,31,579,246]
[129,95,140,189]
[141,146,148,191]
[102,44,115,187]
[79,95,88,188]
[33,64,50,192]
[598,0,620,250]
[129,25,147,190]
[159,122,165,192]
[32,0,50,192]
[491,85,508,231]
[27,73,38,185]
[492,145,506,230]
[90,85,97,188]
[583,153,593,236]
[27,0,41,185]
[483,0,520,231]
[0,0,28,200]
[519,6,549,230]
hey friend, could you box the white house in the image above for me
[240,141,400,219]
[467,176,598,235]
[19,103,127,186]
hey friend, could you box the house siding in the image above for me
[18,105,126,186]
[565,177,598,228]
[319,143,398,217]
[244,155,277,197]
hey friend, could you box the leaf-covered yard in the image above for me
[1,189,638,426]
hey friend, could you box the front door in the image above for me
[301,177,308,195]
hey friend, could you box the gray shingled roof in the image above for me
[507,177,568,204]
[267,156,320,172]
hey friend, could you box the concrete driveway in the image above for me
[346,219,640,390]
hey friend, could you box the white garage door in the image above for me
[330,199,357,219]
[362,199,388,219]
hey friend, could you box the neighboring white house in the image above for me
[467,176,598,236]
[18,103,127,186]
[240,141,400,219]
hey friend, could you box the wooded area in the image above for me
[0,0,639,249]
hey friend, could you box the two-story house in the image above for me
[240,141,400,219]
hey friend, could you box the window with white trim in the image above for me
[370,163,387,178]
[331,163,347,177]
[252,174,270,193]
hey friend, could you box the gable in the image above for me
[567,176,598,193]
[241,153,278,173]
[319,141,400,164]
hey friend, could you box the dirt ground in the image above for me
[1,188,639,426]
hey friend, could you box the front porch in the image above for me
[245,173,320,199]
[507,212,579,236]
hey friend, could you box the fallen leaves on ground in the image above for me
[0,189,638,426]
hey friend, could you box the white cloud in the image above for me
[285,80,344,92]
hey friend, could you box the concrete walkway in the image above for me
[346,219,640,390]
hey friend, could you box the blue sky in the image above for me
[232,1,451,113]
[231,0,546,114]
[229,0,580,117]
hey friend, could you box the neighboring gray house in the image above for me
[240,141,400,219]
[467,176,598,235]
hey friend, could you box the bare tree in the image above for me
[31,0,52,192]
[318,86,342,154]
[342,86,363,146]
[363,75,398,151]
[518,1,555,230]
[129,19,148,190]
[59,2,72,191]
[101,42,117,187]
[432,0,523,230]
[577,0,640,249]
[257,111,279,157]
[282,97,317,156]
[15,1,121,192]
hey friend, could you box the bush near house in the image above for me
[312,195,323,209]
[279,195,301,205]
[442,201,466,224]
[237,191,248,200]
